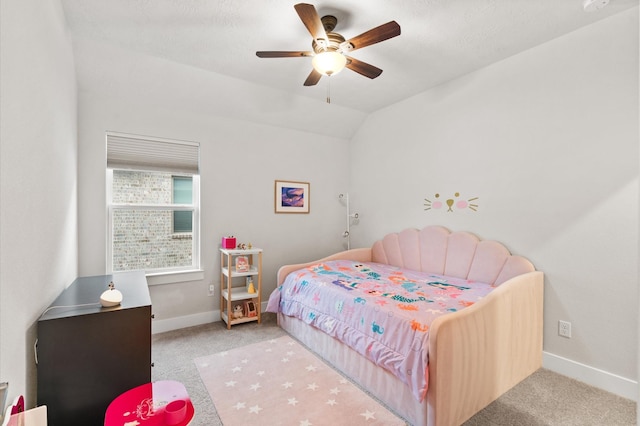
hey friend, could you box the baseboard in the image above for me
[152,310,220,334]
[543,351,638,401]
[151,302,269,334]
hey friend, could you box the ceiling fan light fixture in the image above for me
[312,51,347,76]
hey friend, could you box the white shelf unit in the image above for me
[219,247,262,329]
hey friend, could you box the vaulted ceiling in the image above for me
[61,1,638,117]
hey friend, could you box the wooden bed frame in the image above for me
[274,226,544,426]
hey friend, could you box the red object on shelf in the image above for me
[104,380,194,426]
[221,237,236,249]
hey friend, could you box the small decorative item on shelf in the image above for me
[221,236,236,249]
[235,256,249,272]
[246,276,256,294]
[231,304,244,320]
[244,300,257,318]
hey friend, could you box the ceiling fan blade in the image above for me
[345,56,383,79]
[294,3,328,47]
[256,51,313,58]
[342,21,401,52]
[303,69,322,86]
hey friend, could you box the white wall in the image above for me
[0,0,78,407]
[349,8,639,398]
[75,41,351,325]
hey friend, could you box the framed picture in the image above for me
[275,180,310,214]
[235,256,249,272]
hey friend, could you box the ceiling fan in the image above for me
[256,3,401,87]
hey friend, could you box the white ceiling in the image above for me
[60,0,638,113]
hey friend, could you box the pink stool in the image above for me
[104,380,194,426]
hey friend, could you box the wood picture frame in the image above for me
[275,180,310,214]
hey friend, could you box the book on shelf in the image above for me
[235,256,249,272]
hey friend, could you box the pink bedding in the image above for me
[266,259,496,401]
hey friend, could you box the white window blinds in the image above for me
[106,132,200,174]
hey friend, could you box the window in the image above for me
[172,176,193,234]
[106,132,200,277]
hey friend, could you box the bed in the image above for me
[266,225,543,426]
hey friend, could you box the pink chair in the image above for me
[104,381,194,426]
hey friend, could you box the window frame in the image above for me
[106,166,203,285]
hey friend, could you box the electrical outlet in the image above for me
[208,284,215,296]
[558,320,572,338]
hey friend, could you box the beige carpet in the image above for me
[194,335,405,425]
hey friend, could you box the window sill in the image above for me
[171,232,193,240]
[146,269,204,286]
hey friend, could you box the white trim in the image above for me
[152,310,219,334]
[543,351,638,401]
[106,169,114,271]
[146,269,204,286]
[151,302,270,334]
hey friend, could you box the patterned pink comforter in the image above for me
[266,260,495,401]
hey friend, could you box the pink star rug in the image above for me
[195,335,406,425]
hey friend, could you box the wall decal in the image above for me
[424,193,478,212]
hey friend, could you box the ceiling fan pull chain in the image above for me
[326,77,331,104]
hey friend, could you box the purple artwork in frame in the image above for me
[275,180,310,213]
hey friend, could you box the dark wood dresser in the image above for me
[37,271,152,425]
